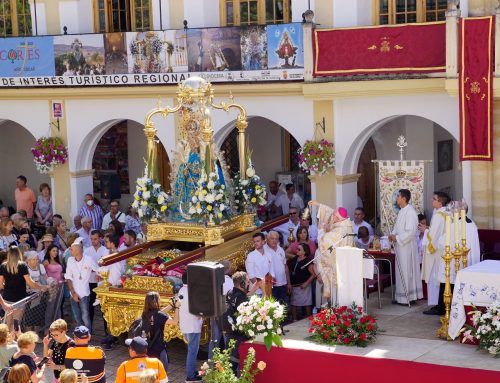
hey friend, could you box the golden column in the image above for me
[437,215,452,340]
[144,121,158,182]
[235,116,248,178]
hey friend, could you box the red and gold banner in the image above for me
[313,22,446,76]
[459,17,494,161]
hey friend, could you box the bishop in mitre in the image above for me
[388,189,423,305]
[308,200,355,304]
[422,192,449,314]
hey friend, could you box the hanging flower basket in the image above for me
[297,139,335,176]
[31,137,68,174]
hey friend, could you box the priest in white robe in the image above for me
[422,192,450,313]
[308,200,355,304]
[388,189,423,305]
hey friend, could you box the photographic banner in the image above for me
[0,23,303,88]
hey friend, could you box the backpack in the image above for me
[128,317,147,339]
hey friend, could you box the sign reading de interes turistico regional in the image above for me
[0,24,304,88]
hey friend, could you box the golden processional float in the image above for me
[95,77,287,342]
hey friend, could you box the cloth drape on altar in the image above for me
[313,22,445,76]
[459,16,494,161]
[335,247,364,308]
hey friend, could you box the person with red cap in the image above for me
[308,200,355,305]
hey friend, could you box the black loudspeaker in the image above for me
[187,262,225,317]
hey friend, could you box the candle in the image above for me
[454,212,459,245]
[445,215,451,247]
[461,209,466,240]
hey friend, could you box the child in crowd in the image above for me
[59,369,89,383]
[11,331,45,383]
[0,324,18,369]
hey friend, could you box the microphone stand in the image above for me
[301,233,356,269]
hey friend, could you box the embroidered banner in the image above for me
[377,161,425,236]
[313,22,446,76]
[459,17,494,161]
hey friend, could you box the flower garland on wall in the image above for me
[31,137,68,174]
[308,304,378,347]
[233,165,267,214]
[188,170,231,225]
[297,139,335,175]
[132,165,172,222]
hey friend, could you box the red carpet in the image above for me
[240,343,500,383]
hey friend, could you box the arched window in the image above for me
[220,0,291,27]
[374,0,446,25]
[0,0,32,37]
[93,0,151,32]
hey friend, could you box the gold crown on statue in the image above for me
[396,169,407,178]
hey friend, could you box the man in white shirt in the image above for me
[84,230,109,325]
[65,237,99,331]
[265,231,291,305]
[76,217,92,248]
[275,207,300,246]
[245,232,274,295]
[118,230,137,252]
[275,184,304,215]
[352,207,374,237]
[70,215,82,233]
[266,181,285,219]
[101,200,126,230]
[179,273,203,383]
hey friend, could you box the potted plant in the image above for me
[31,136,68,174]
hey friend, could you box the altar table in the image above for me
[448,260,500,339]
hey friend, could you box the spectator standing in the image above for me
[42,245,64,282]
[65,238,99,330]
[69,215,82,234]
[141,291,179,373]
[115,337,168,383]
[101,200,126,230]
[26,251,48,293]
[245,233,274,296]
[179,273,202,383]
[79,194,104,231]
[7,363,31,383]
[10,331,45,383]
[288,243,315,321]
[265,231,291,305]
[19,221,37,250]
[43,319,72,381]
[285,226,317,260]
[124,208,143,239]
[300,215,318,243]
[34,183,53,226]
[118,230,137,251]
[14,176,36,220]
[9,229,31,252]
[352,207,374,237]
[37,234,55,262]
[0,218,17,251]
[84,230,109,325]
[0,208,9,220]
[355,226,373,250]
[0,324,18,369]
[275,183,304,215]
[76,217,93,248]
[55,220,70,252]
[64,326,106,383]
[275,207,301,247]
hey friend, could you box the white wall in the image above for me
[333,0,372,28]
[184,0,219,29]
[125,120,148,207]
[0,121,50,210]
[292,0,315,23]
[434,123,462,201]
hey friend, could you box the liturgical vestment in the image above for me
[392,204,424,304]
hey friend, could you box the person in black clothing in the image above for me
[141,291,180,373]
[43,319,73,381]
[288,243,315,321]
[10,331,45,383]
[223,271,261,377]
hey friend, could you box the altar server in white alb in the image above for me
[422,191,450,314]
[388,189,423,305]
[462,201,481,266]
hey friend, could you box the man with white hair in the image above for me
[76,216,92,248]
[265,230,291,305]
[65,237,99,330]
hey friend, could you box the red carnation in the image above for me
[343,338,350,344]
[344,320,351,327]
[368,324,374,331]
[325,319,332,326]
[360,333,367,341]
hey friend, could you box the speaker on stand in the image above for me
[187,262,226,355]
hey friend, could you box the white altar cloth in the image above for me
[448,260,500,339]
[336,247,366,308]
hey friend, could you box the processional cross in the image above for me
[396,135,407,161]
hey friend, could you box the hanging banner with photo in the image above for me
[377,161,425,236]
[459,16,494,161]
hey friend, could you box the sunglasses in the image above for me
[289,212,297,215]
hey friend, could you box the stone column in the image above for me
[303,22,314,83]
[446,1,460,78]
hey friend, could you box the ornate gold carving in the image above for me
[123,276,173,293]
[470,81,481,94]
[367,37,404,53]
[380,39,390,53]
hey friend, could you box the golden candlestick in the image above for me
[461,238,470,269]
[437,245,452,340]
[288,227,295,244]
[452,243,462,274]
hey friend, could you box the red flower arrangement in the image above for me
[308,304,378,347]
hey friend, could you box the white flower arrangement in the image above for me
[188,170,230,225]
[131,165,172,222]
[462,300,500,357]
[235,295,285,351]
[233,166,267,214]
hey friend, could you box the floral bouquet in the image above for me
[233,166,267,214]
[297,139,335,175]
[462,301,500,357]
[188,171,230,225]
[234,296,285,351]
[31,137,68,174]
[131,166,172,222]
[308,303,377,347]
[199,340,266,383]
